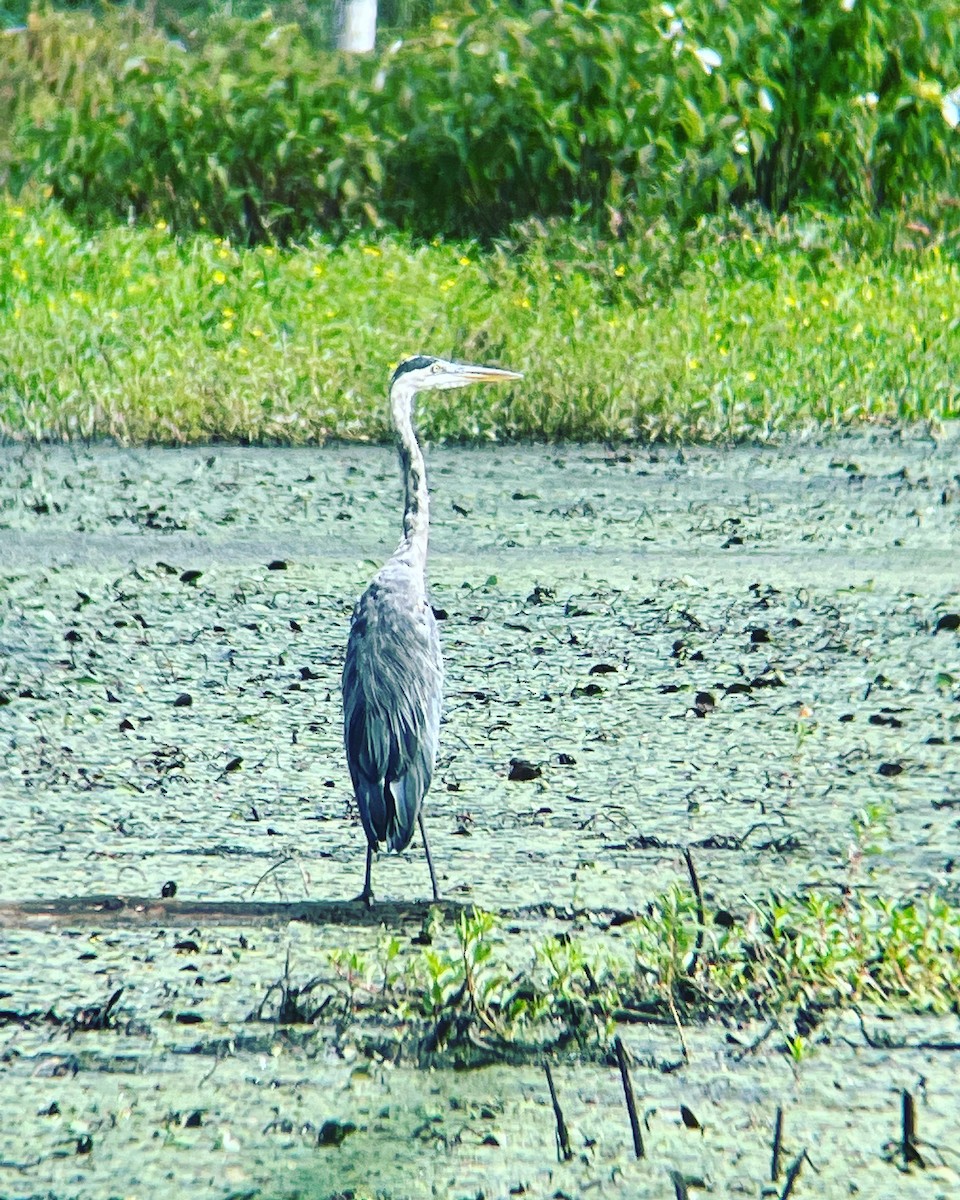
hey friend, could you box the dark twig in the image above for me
[667,990,690,1063]
[902,1090,925,1168]
[771,1105,784,1181]
[730,1019,776,1061]
[779,1147,807,1200]
[683,847,705,976]
[668,1169,690,1200]
[613,1036,644,1159]
[68,987,123,1035]
[544,1062,572,1162]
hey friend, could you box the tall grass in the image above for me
[1,199,956,444]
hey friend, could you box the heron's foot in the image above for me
[352,887,374,908]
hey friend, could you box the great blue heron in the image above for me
[342,355,522,905]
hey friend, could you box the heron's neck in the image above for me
[390,380,429,573]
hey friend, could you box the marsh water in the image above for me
[1,434,959,1198]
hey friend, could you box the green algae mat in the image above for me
[1,435,959,1199]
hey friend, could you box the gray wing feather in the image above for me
[342,563,442,854]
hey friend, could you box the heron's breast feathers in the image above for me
[346,576,442,702]
[342,568,443,849]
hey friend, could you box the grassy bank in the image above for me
[1,199,957,444]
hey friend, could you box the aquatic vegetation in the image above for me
[237,888,960,1066]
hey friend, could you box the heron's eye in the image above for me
[431,361,444,374]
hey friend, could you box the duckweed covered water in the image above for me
[1,434,959,1198]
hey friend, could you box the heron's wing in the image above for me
[342,571,442,854]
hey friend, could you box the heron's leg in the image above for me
[354,843,374,907]
[418,810,440,902]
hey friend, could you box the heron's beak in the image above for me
[456,363,523,384]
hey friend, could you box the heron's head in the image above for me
[390,355,522,395]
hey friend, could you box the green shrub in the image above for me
[715,0,960,213]
[2,1,958,243]
[2,11,369,241]
[0,0,435,40]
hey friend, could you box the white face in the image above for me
[393,356,523,395]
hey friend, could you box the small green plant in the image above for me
[410,908,513,1033]
[328,946,372,1013]
[377,932,404,994]
[401,910,618,1053]
[456,908,513,1033]
[851,799,893,858]
[785,1033,809,1064]
[534,935,618,1040]
[631,884,704,995]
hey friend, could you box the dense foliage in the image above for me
[2,0,958,243]
[0,0,435,37]
[2,197,957,444]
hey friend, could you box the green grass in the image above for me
[261,887,960,1063]
[1,197,958,444]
